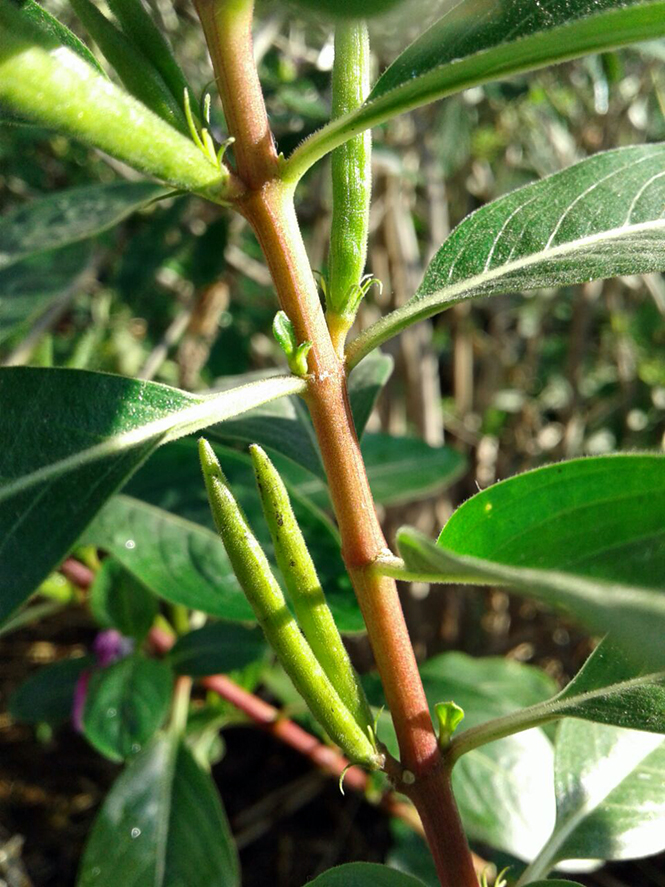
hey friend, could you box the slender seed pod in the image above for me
[105,0,199,124]
[249,443,374,736]
[326,20,371,354]
[198,439,382,769]
[69,0,188,134]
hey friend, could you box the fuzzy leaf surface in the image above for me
[0,368,305,625]
[287,0,665,177]
[0,182,170,270]
[349,144,665,365]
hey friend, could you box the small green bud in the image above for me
[435,700,465,748]
[272,311,312,377]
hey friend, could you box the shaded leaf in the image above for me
[0,182,170,270]
[0,243,91,344]
[9,655,92,725]
[0,367,305,625]
[77,733,239,886]
[366,652,558,861]
[167,622,266,677]
[348,144,665,365]
[347,349,393,437]
[307,863,426,886]
[90,558,158,640]
[387,456,665,668]
[83,654,173,761]
[17,0,104,72]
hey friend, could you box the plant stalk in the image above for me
[195,3,479,883]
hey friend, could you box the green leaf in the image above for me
[366,652,559,860]
[89,439,362,631]
[446,636,665,762]
[524,883,585,886]
[0,243,91,344]
[69,0,187,132]
[77,733,239,887]
[90,558,158,640]
[0,182,170,270]
[361,433,465,506]
[284,0,665,179]
[347,350,394,437]
[83,653,173,761]
[388,455,665,668]
[347,144,665,366]
[84,494,253,622]
[0,0,228,197]
[306,863,426,886]
[0,368,306,626]
[167,622,266,677]
[285,0,404,20]
[526,722,665,874]
[17,0,104,73]
[9,655,92,725]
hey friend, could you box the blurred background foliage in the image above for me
[1,1,665,885]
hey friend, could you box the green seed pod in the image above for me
[69,0,188,133]
[106,0,198,124]
[198,439,382,769]
[326,21,371,353]
[249,443,374,736]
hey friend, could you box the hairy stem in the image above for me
[195,3,479,884]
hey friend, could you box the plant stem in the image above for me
[195,3,479,884]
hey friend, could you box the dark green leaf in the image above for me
[17,0,104,72]
[83,654,173,761]
[285,0,405,19]
[112,439,363,632]
[167,622,266,677]
[0,367,306,625]
[389,455,665,668]
[9,655,92,725]
[348,144,665,365]
[366,652,558,860]
[84,494,253,622]
[524,883,585,886]
[0,182,170,270]
[307,863,426,886]
[69,0,187,132]
[90,558,158,640]
[348,350,394,437]
[0,243,91,345]
[285,0,665,178]
[77,733,239,886]
[528,721,665,872]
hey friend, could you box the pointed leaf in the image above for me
[0,243,91,344]
[285,0,665,179]
[9,655,93,725]
[366,652,558,861]
[307,863,426,886]
[17,0,104,73]
[348,144,665,365]
[388,455,665,668]
[0,0,227,196]
[167,622,266,677]
[0,368,306,625]
[0,182,171,270]
[77,733,239,886]
[83,653,173,761]
[90,558,158,640]
[544,722,665,865]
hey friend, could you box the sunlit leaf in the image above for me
[348,144,665,365]
[0,368,305,625]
